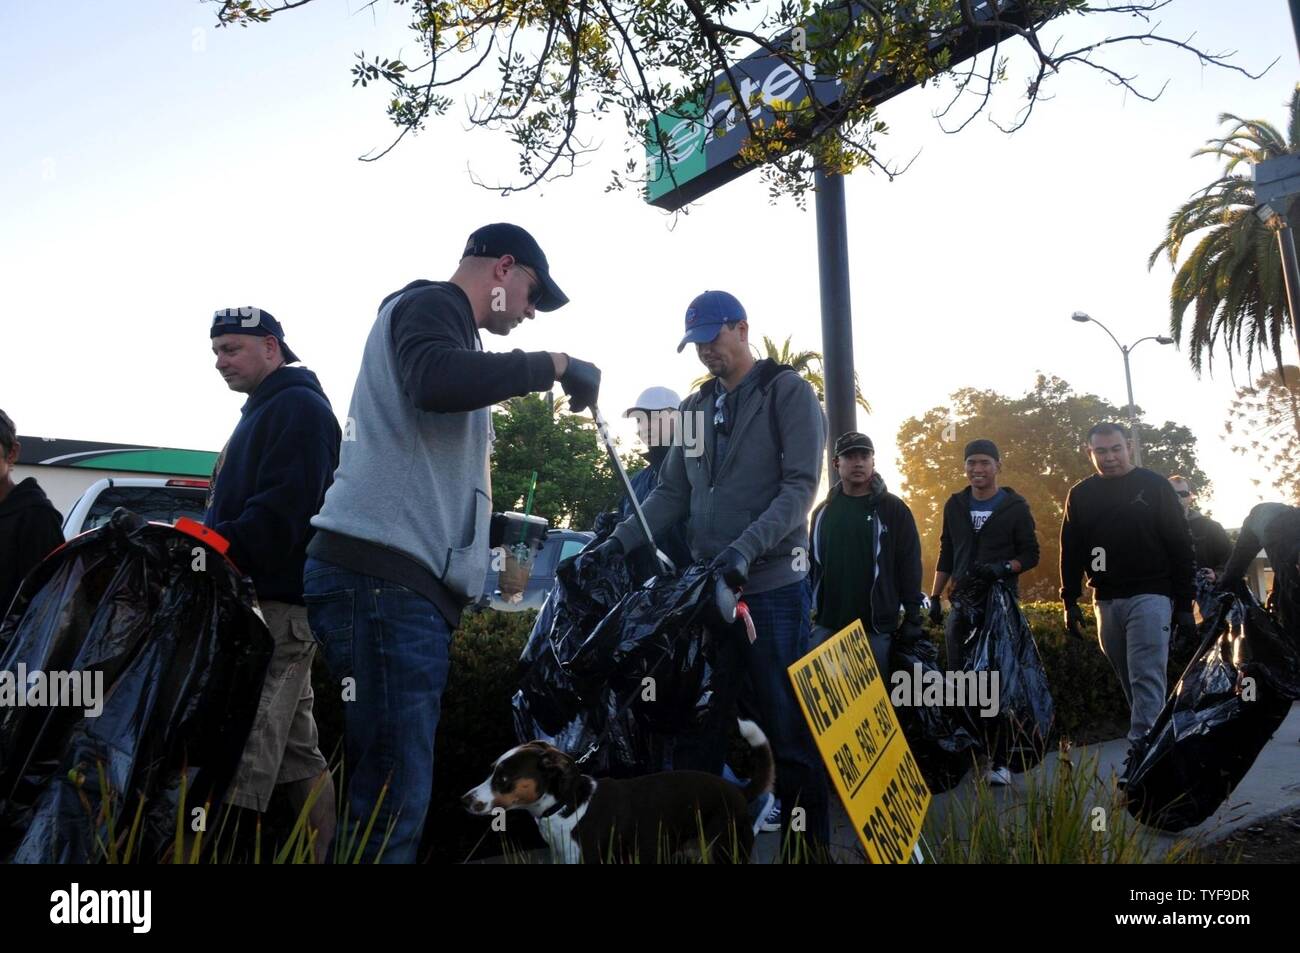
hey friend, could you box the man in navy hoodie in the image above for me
[205,308,341,860]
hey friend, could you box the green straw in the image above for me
[519,470,538,545]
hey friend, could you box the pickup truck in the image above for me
[62,477,211,539]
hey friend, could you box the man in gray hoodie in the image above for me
[592,290,829,852]
[305,223,600,863]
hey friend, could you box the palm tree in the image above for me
[690,335,872,413]
[1149,86,1300,381]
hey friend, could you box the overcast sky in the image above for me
[2,1,1296,526]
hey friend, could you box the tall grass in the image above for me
[925,741,1203,864]
[67,755,396,864]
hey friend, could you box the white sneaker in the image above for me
[750,792,776,837]
[761,797,783,833]
[985,766,1012,786]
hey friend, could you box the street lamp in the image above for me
[1070,311,1174,467]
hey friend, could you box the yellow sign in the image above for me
[788,619,931,863]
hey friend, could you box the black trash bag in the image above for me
[513,540,734,778]
[950,577,1056,772]
[1125,588,1298,832]
[511,536,632,740]
[0,508,271,863]
[888,626,980,793]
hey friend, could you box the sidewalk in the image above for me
[756,702,1300,863]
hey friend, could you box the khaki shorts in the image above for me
[226,600,329,812]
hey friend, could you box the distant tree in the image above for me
[1224,365,1300,504]
[895,374,1211,602]
[491,394,643,530]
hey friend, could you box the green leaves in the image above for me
[490,393,642,530]
[209,0,1257,206]
[1151,85,1300,378]
[351,53,409,89]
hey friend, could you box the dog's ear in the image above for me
[538,747,573,777]
[539,748,580,804]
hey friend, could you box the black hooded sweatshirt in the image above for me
[204,365,341,604]
[936,485,1040,596]
[0,477,65,617]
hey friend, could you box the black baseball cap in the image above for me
[210,307,300,364]
[834,432,874,456]
[462,223,569,312]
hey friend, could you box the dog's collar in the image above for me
[539,800,570,819]
[540,800,577,821]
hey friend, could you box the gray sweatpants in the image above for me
[1094,594,1173,747]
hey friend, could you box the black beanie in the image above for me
[964,439,1000,462]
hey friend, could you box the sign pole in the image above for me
[815,165,857,480]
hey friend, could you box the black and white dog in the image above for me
[463,719,774,864]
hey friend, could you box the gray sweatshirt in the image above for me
[309,280,555,623]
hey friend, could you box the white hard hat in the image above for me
[625,386,682,416]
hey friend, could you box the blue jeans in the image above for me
[673,579,831,849]
[303,557,453,863]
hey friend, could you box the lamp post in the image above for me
[1253,152,1300,353]
[1070,312,1174,467]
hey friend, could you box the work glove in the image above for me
[585,535,624,564]
[559,356,601,414]
[1064,601,1087,641]
[898,611,925,642]
[710,547,749,589]
[927,596,944,626]
[972,560,1013,582]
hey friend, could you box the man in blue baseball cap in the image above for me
[592,289,831,856]
[676,289,747,353]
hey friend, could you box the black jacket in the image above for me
[1222,502,1299,583]
[936,486,1040,595]
[1059,467,1196,610]
[0,477,65,617]
[809,474,923,634]
[204,366,341,604]
[1187,512,1232,576]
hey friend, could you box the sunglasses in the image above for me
[1176,490,1191,498]
[516,263,544,308]
[713,391,730,436]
